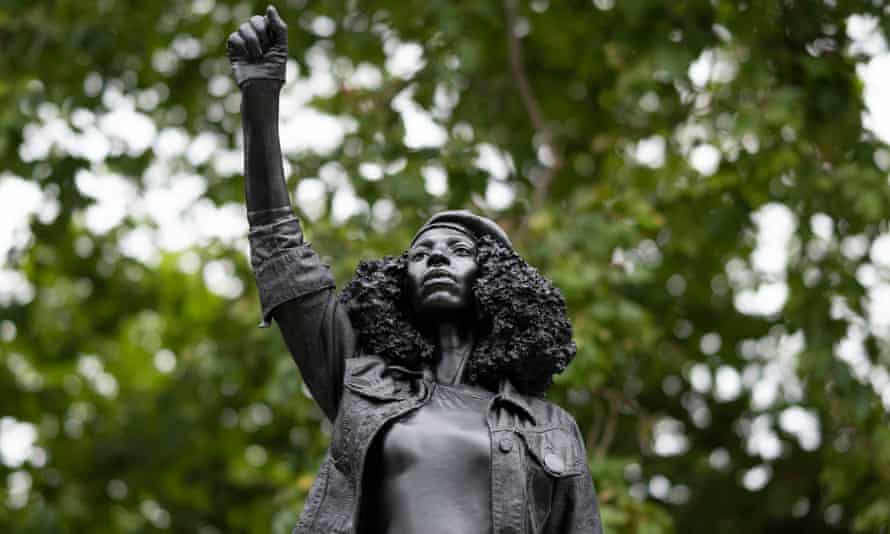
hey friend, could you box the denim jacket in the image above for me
[248,209,603,534]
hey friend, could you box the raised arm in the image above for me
[227,6,354,421]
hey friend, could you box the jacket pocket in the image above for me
[519,426,584,534]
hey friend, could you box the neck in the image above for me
[434,318,475,385]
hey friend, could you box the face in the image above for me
[406,227,479,317]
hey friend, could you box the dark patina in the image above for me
[228,6,604,533]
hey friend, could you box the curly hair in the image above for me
[338,235,576,396]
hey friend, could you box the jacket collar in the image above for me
[417,365,537,425]
[494,378,537,425]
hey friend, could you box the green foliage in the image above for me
[3,1,890,533]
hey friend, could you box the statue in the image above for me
[227,6,604,533]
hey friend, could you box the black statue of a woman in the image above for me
[227,6,603,533]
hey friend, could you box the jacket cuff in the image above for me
[248,214,337,326]
[248,215,303,270]
[247,206,294,227]
[253,248,336,326]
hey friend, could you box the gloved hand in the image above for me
[226,5,288,87]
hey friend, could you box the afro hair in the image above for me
[338,234,576,396]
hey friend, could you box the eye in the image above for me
[410,251,428,261]
[453,245,474,256]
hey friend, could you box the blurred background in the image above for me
[3,0,890,532]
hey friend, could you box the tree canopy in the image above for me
[3,1,890,532]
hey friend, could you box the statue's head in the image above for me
[406,225,479,318]
[340,210,576,396]
[404,211,511,320]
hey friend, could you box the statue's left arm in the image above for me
[544,423,605,534]
[545,468,604,534]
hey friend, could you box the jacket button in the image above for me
[499,437,514,453]
[544,453,565,474]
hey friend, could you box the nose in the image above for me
[428,249,449,266]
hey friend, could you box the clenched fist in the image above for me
[226,5,288,87]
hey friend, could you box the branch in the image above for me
[586,395,607,452]
[503,0,562,206]
[594,390,619,459]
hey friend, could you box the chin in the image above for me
[416,293,471,317]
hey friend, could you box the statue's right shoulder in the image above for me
[342,354,427,402]
[344,353,387,378]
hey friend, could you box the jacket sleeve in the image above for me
[545,423,605,534]
[248,207,355,422]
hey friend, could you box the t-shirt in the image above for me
[368,381,494,534]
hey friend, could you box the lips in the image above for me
[422,269,456,287]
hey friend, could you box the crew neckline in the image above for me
[434,380,495,399]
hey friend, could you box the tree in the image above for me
[2,1,890,532]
